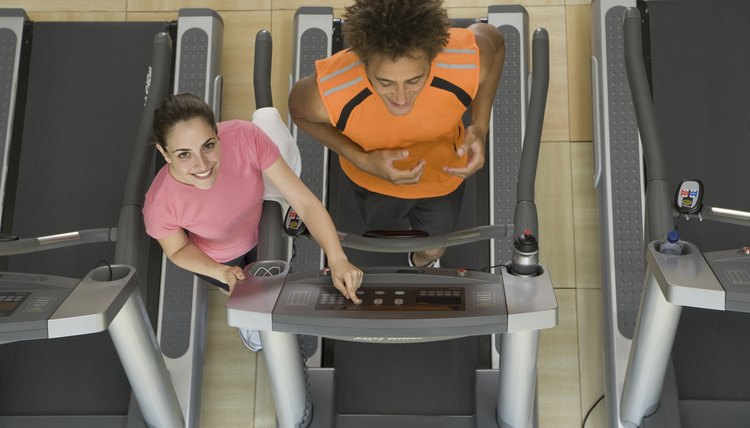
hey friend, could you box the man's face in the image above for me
[365,50,431,116]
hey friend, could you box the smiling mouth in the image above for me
[191,168,212,179]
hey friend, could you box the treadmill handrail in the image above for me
[0,228,117,256]
[337,224,509,253]
[623,8,675,241]
[683,205,750,227]
[254,29,273,109]
[114,31,172,268]
[120,32,172,209]
[514,28,549,236]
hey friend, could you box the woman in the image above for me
[143,93,363,304]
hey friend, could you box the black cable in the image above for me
[289,240,297,266]
[95,259,113,281]
[480,263,511,272]
[582,394,605,428]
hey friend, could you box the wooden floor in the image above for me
[12,1,607,427]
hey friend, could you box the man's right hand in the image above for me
[356,149,426,185]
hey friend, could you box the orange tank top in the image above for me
[315,28,480,199]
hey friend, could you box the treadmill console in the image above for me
[0,266,139,343]
[0,291,31,317]
[227,267,513,338]
[675,179,703,214]
[317,286,464,311]
[0,274,76,342]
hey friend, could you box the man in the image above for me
[289,0,505,267]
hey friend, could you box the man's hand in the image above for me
[356,149,426,184]
[443,126,486,179]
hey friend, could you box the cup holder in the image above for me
[90,265,132,282]
[248,260,287,277]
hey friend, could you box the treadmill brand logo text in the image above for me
[353,337,424,342]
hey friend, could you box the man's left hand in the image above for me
[443,126,486,179]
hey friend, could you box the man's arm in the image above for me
[444,23,506,178]
[288,73,425,184]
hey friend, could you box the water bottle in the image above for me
[511,229,539,276]
[658,229,684,256]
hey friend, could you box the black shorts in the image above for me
[347,177,465,237]
[194,246,257,291]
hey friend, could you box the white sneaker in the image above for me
[408,252,440,268]
[238,328,262,352]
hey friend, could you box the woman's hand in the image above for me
[221,265,246,294]
[328,258,364,304]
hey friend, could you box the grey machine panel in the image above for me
[598,2,644,339]
[0,273,76,342]
[156,9,224,428]
[272,269,509,338]
[641,241,750,313]
[0,266,138,343]
[159,8,223,359]
[0,10,24,224]
[227,264,557,337]
[591,1,639,427]
[290,7,332,274]
[487,5,529,270]
[704,248,750,313]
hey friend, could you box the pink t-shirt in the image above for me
[143,120,281,262]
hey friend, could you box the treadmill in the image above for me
[0,9,222,427]
[225,6,557,428]
[289,2,533,372]
[592,1,750,427]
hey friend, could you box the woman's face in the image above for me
[157,117,221,190]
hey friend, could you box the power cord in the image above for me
[95,259,113,281]
[480,262,511,272]
[289,240,297,265]
[582,394,605,428]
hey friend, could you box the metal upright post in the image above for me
[497,330,540,427]
[110,292,185,428]
[619,268,682,427]
[260,331,312,428]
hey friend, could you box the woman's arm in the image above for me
[157,229,246,292]
[263,157,363,304]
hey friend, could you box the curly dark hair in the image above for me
[343,0,451,64]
